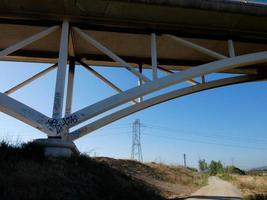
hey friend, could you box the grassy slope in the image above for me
[0,142,163,200]
[219,173,267,200]
[96,157,207,198]
[230,175,267,199]
[0,141,207,200]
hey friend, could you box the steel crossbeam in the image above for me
[0,21,266,142]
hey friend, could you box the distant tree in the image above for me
[198,159,208,172]
[209,160,224,175]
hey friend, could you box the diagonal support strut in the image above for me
[0,26,59,58]
[4,63,58,95]
[73,27,150,82]
[77,59,138,104]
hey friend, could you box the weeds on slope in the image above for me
[0,140,163,200]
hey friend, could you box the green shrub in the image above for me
[209,160,224,175]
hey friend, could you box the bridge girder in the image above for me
[0,21,267,141]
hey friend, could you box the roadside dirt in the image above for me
[186,176,243,200]
[95,157,206,198]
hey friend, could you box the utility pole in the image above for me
[183,153,187,167]
[131,119,143,162]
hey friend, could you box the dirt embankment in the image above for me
[229,175,267,197]
[0,141,208,200]
[96,157,207,199]
[0,142,163,200]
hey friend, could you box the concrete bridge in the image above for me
[0,0,267,155]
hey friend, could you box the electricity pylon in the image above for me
[131,119,143,162]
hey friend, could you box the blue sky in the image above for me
[250,0,267,2]
[0,61,266,170]
[239,0,267,3]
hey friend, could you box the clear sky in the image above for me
[249,0,267,2]
[0,60,266,170]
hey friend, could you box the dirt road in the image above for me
[186,176,243,200]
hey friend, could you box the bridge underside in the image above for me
[0,0,267,144]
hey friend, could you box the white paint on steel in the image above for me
[0,23,266,140]
[0,92,53,135]
[138,79,144,103]
[151,33,158,80]
[0,26,59,58]
[164,34,227,59]
[158,66,199,85]
[65,60,75,116]
[4,64,58,95]
[68,51,267,129]
[138,65,144,103]
[228,39,236,57]
[79,60,138,104]
[69,75,264,140]
[52,21,69,121]
[80,61,123,93]
[73,27,150,82]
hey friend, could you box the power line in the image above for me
[141,132,267,151]
[142,123,267,144]
[80,123,267,150]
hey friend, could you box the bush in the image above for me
[0,141,45,162]
[209,160,224,175]
[198,159,208,172]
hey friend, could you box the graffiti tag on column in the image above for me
[46,115,79,134]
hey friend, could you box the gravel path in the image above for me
[186,176,243,200]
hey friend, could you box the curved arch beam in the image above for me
[0,93,54,134]
[69,75,266,140]
[66,51,267,130]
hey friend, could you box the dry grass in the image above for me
[0,141,208,200]
[146,162,207,187]
[229,174,267,198]
[0,141,164,200]
[96,157,207,198]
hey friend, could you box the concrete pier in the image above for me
[34,138,79,157]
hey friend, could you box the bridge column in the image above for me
[52,20,69,125]
[65,58,75,116]
[35,21,79,157]
[63,57,75,140]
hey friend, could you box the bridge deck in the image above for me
[0,0,267,74]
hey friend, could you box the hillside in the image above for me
[227,174,267,199]
[0,141,206,200]
[249,166,267,175]
[96,157,207,198]
[251,166,267,171]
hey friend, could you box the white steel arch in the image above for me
[65,49,267,129]
[0,21,267,143]
[69,74,266,141]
